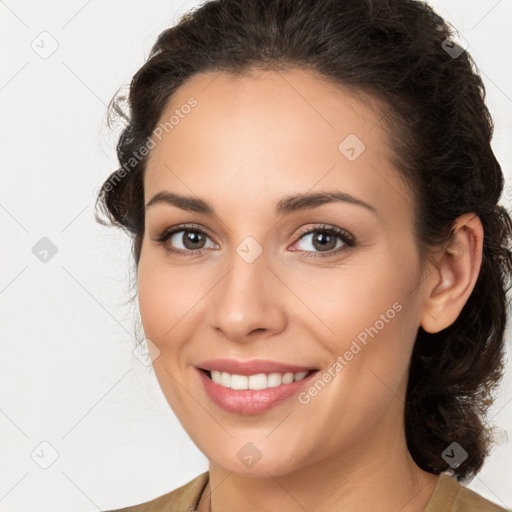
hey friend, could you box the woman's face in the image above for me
[138,68,429,476]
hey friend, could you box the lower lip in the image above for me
[196,368,318,415]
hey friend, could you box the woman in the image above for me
[97,0,512,510]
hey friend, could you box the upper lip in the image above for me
[196,359,318,376]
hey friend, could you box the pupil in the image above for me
[313,232,335,251]
[185,231,204,249]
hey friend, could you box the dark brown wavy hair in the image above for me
[95,0,512,482]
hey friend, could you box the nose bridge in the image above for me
[208,240,285,340]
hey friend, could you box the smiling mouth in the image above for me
[199,368,319,390]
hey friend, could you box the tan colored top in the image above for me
[105,471,510,511]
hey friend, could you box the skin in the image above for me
[137,68,483,512]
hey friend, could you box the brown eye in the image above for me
[299,230,340,252]
[174,230,208,250]
[290,224,356,259]
[154,225,218,255]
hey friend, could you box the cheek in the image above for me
[137,261,165,342]
[294,248,419,345]
[298,249,421,396]
[136,252,219,360]
[136,256,189,349]
[293,276,419,448]
[136,257,198,411]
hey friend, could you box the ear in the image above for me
[420,213,484,333]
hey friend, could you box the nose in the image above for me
[207,248,287,343]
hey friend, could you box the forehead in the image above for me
[144,68,413,226]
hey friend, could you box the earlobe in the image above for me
[420,214,483,334]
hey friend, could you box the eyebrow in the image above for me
[145,190,378,216]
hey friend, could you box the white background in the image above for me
[1,1,511,510]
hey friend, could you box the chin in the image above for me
[197,437,310,478]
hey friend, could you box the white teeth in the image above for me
[230,374,249,389]
[267,373,282,387]
[294,371,308,381]
[220,371,231,387]
[248,373,267,390]
[208,369,311,390]
[282,372,294,384]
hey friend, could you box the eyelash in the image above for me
[152,223,356,260]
